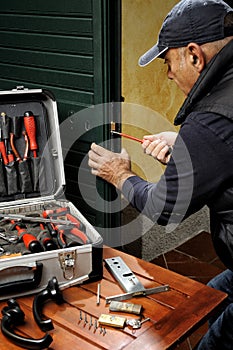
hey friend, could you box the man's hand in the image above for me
[88,143,134,190]
[142,131,177,164]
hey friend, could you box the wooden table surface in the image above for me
[0,246,227,350]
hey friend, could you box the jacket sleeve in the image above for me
[121,112,233,226]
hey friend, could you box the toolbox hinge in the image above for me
[59,251,76,280]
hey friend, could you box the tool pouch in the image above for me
[5,161,19,196]
[31,156,46,193]
[11,116,22,138]
[0,160,7,196]
[18,159,33,193]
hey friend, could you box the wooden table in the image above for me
[0,246,227,350]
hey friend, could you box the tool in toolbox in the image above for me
[0,119,9,165]
[42,206,89,245]
[42,206,86,231]
[23,111,38,158]
[38,223,58,251]
[0,231,18,244]
[23,110,40,192]
[105,257,170,303]
[1,110,33,195]
[11,220,44,253]
[0,112,11,155]
[0,117,19,196]
[0,153,7,195]
[0,209,90,255]
[0,212,83,226]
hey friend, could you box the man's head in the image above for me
[139,0,233,67]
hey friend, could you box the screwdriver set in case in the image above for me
[0,86,103,300]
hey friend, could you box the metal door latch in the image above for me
[59,251,76,280]
[105,256,169,303]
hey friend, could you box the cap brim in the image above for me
[138,43,168,67]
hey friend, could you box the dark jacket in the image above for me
[176,39,233,271]
[122,39,233,270]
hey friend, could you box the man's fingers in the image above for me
[153,144,170,160]
[88,157,99,169]
[121,148,130,159]
[91,142,112,157]
[88,149,100,163]
[144,139,163,155]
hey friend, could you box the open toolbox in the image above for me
[0,86,103,301]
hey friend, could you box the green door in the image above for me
[0,0,122,245]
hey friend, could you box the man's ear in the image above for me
[187,43,205,72]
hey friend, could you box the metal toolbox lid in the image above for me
[0,86,66,208]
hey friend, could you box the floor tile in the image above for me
[151,249,223,284]
[175,231,217,263]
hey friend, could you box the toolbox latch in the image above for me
[59,251,76,280]
[12,86,28,91]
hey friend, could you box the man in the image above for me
[88,1,233,348]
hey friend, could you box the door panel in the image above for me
[0,0,122,244]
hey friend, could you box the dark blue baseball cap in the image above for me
[139,0,233,67]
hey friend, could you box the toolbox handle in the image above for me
[0,262,43,294]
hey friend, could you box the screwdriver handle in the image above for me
[14,223,43,253]
[0,141,9,165]
[23,111,38,156]
[1,112,11,141]
[39,228,58,251]
[7,151,14,163]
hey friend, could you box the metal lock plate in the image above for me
[104,256,145,292]
[59,251,76,280]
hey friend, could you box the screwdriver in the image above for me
[38,223,58,251]
[11,221,43,253]
[0,127,9,165]
[111,130,173,156]
[111,131,143,143]
[0,112,13,162]
[23,111,38,158]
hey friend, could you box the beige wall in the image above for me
[121,0,184,181]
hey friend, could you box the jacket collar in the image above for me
[174,39,233,126]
